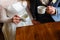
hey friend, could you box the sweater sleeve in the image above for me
[0,6,12,23]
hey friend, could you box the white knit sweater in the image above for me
[0,0,33,40]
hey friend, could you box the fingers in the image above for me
[13,19,20,24]
[47,6,52,10]
[14,15,20,18]
[12,15,21,24]
[13,16,20,20]
[46,6,55,14]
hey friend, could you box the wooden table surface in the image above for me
[16,21,60,40]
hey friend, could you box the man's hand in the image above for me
[46,6,56,15]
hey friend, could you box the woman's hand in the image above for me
[46,6,56,15]
[12,15,21,24]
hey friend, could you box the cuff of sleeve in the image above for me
[51,8,58,16]
[55,8,58,16]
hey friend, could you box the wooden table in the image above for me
[16,21,60,40]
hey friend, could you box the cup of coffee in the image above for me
[37,6,46,14]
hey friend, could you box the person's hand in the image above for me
[12,15,21,24]
[46,6,56,15]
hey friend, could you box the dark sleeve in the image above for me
[30,0,37,19]
[58,2,60,7]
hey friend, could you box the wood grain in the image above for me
[16,21,60,40]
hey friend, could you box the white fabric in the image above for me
[40,0,57,5]
[0,0,18,40]
[0,0,33,40]
[0,0,17,8]
[40,0,49,5]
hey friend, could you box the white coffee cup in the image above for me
[37,6,46,14]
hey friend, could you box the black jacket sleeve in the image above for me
[30,0,37,20]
